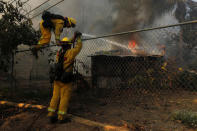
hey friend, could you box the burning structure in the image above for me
[91,46,164,88]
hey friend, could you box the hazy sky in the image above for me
[5,0,194,34]
[23,0,114,35]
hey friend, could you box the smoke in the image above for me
[109,0,195,62]
[28,0,188,76]
[29,0,184,39]
[109,0,180,31]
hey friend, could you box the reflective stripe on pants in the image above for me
[48,81,72,117]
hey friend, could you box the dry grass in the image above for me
[172,110,197,128]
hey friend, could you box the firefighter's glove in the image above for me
[74,31,82,38]
[71,31,82,43]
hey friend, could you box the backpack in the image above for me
[49,48,74,83]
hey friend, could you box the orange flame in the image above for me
[128,41,136,49]
[128,41,137,54]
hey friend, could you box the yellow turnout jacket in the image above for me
[56,38,82,72]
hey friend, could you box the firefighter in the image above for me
[35,11,76,48]
[48,31,82,123]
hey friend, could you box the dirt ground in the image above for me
[0,80,197,131]
[0,109,93,131]
[70,88,197,131]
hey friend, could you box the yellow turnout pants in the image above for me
[38,20,64,46]
[48,81,72,120]
[38,21,51,46]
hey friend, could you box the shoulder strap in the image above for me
[57,48,66,71]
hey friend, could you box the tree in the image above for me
[0,0,40,72]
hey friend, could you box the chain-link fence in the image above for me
[73,23,197,129]
[1,22,197,130]
[78,23,197,89]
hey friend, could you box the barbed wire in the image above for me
[19,2,31,14]
[22,0,30,5]
[25,0,50,16]
[30,0,64,19]
[9,0,15,4]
